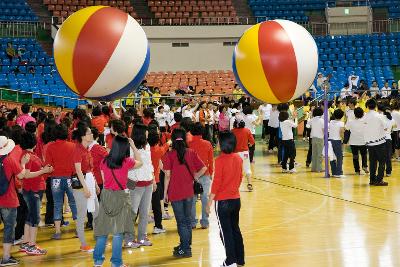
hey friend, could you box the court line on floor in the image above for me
[254,177,400,215]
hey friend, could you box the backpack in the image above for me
[0,155,11,196]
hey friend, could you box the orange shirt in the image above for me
[91,116,108,134]
[150,143,169,183]
[188,135,214,175]
[232,128,255,152]
[211,153,242,200]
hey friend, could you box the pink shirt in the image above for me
[219,113,229,131]
[100,158,135,190]
[16,114,36,128]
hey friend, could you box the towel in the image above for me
[322,141,336,161]
[85,172,96,213]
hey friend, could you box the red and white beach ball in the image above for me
[233,20,318,103]
[53,6,150,101]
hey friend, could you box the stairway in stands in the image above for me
[372,7,388,32]
[130,0,154,20]
[231,0,255,24]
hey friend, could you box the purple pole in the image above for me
[323,87,330,178]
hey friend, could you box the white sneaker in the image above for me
[139,239,152,246]
[162,212,174,220]
[13,237,23,245]
[288,168,297,173]
[282,169,288,173]
[220,264,237,267]
[153,227,166,234]
[124,241,141,249]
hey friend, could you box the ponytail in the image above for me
[171,128,187,164]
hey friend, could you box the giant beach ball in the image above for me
[54,6,150,101]
[232,20,318,104]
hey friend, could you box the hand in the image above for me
[128,138,135,147]
[163,194,168,203]
[205,203,211,215]
[83,187,91,198]
[21,153,30,165]
[42,165,53,174]
[153,182,157,193]
[96,184,101,195]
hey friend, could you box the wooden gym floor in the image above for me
[2,140,400,267]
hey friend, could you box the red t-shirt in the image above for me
[232,128,255,152]
[188,135,214,176]
[89,143,108,184]
[142,117,152,126]
[9,145,23,190]
[72,143,93,174]
[92,116,108,134]
[22,151,45,192]
[6,121,15,127]
[106,134,114,149]
[150,143,169,183]
[37,123,44,140]
[211,153,242,201]
[0,153,23,208]
[162,149,205,202]
[100,158,135,190]
[170,122,180,132]
[45,140,75,177]
[160,132,171,145]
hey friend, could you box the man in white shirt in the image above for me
[317,73,327,90]
[363,99,388,186]
[155,106,168,132]
[267,105,279,152]
[279,111,298,172]
[340,83,352,100]
[369,81,380,98]
[258,103,272,141]
[381,82,391,98]
[159,99,170,113]
[328,109,345,177]
[181,102,199,121]
[348,74,359,89]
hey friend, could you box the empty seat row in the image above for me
[157,17,239,25]
[43,0,130,5]
[151,5,234,12]
[48,4,134,12]
[154,11,236,18]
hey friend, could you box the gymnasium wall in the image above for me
[52,25,251,71]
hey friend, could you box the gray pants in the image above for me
[311,137,324,172]
[73,189,98,246]
[191,175,211,227]
[125,184,153,242]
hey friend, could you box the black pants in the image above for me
[87,184,103,225]
[368,143,386,184]
[306,138,312,165]
[385,139,392,175]
[303,122,310,138]
[215,199,244,266]
[44,179,54,224]
[261,120,269,139]
[159,170,169,210]
[98,133,105,146]
[281,140,295,170]
[391,131,399,154]
[152,182,163,229]
[249,134,255,163]
[15,192,28,240]
[350,145,368,173]
[268,127,278,150]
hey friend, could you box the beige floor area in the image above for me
[2,141,400,267]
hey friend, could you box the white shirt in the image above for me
[128,145,154,182]
[328,120,344,140]
[346,108,355,122]
[167,111,175,126]
[162,103,170,112]
[392,110,400,131]
[258,104,272,120]
[268,110,279,128]
[370,86,380,97]
[244,114,258,134]
[384,117,394,139]
[181,105,196,119]
[340,87,352,99]
[308,116,324,139]
[155,111,168,127]
[208,109,215,125]
[381,86,391,98]
[346,118,366,146]
[280,119,298,140]
[348,75,359,88]
[363,110,386,146]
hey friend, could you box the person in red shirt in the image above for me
[105,119,126,151]
[45,124,77,240]
[232,119,255,192]
[162,128,207,258]
[206,131,245,267]
[0,135,28,266]
[19,132,53,256]
[169,112,182,132]
[91,106,107,146]
[71,121,100,252]
[94,135,142,267]
[6,112,16,127]
[188,122,214,229]
[148,126,170,234]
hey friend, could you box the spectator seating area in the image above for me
[388,5,400,19]
[315,33,400,91]
[43,0,138,22]
[145,70,236,95]
[148,0,238,25]
[249,0,334,22]
[0,0,38,21]
[0,38,80,108]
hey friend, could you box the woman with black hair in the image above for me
[232,120,255,192]
[207,131,245,267]
[71,121,99,252]
[124,123,155,248]
[162,128,207,258]
[243,105,261,164]
[307,107,325,172]
[379,105,395,177]
[94,135,142,267]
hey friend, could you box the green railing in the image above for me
[0,21,47,37]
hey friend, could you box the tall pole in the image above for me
[323,84,330,178]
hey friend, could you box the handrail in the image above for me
[0,21,46,37]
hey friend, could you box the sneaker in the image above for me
[153,227,166,234]
[374,181,389,186]
[201,225,209,229]
[220,264,238,267]
[138,239,152,246]
[19,243,29,252]
[162,212,173,220]
[355,171,360,175]
[13,238,23,246]
[124,241,141,249]
[173,249,192,258]
[282,169,288,173]
[173,245,181,252]
[52,233,61,240]
[85,222,93,230]
[61,221,70,227]
[80,245,94,253]
[288,168,297,173]
[386,173,391,177]
[362,167,369,174]
[26,245,47,256]
[0,256,19,266]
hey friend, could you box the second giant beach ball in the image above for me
[233,20,318,104]
[53,6,150,101]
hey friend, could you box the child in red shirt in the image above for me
[207,131,245,267]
